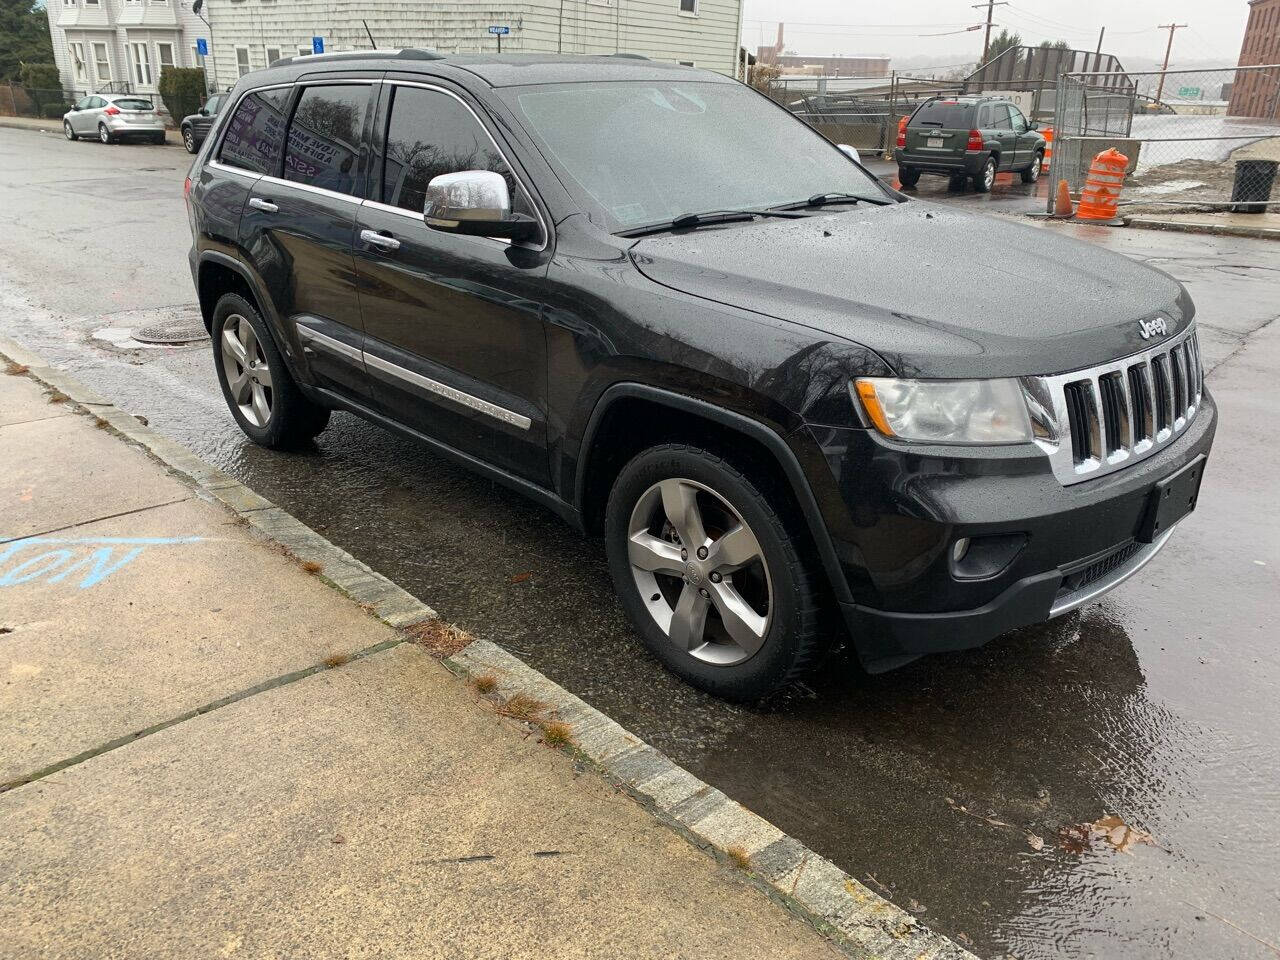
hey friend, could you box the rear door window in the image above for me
[283,84,371,196]
[219,88,291,175]
[911,102,973,128]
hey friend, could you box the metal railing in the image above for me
[1050,65,1280,213]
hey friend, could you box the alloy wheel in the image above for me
[98,124,109,144]
[626,477,772,666]
[64,121,74,140]
[982,160,996,190]
[183,128,195,152]
[220,313,273,427]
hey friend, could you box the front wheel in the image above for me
[897,165,920,188]
[605,444,829,700]
[64,121,77,141]
[182,126,196,153]
[211,294,330,448]
[973,156,996,193]
[97,123,113,145]
[1021,150,1044,184]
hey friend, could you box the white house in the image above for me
[45,0,212,98]
[201,0,743,92]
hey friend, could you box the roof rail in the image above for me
[606,53,650,60]
[272,47,444,68]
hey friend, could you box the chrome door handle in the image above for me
[248,197,278,213]
[360,229,401,252]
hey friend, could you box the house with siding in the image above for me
[201,0,743,92]
[44,0,212,99]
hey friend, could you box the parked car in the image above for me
[180,94,227,154]
[186,53,1215,700]
[897,95,1045,192]
[63,94,166,145]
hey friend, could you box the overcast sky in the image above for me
[740,0,1251,67]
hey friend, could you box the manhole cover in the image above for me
[134,316,209,345]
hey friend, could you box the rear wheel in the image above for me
[897,165,920,188]
[605,443,828,701]
[64,121,77,141]
[974,156,996,193]
[97,123,113,145]
[211,293,330,448]
[1021,149,1044,184]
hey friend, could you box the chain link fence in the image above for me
[0,83,74,120]
[756,74,965,156]
[1050,65,1280,214]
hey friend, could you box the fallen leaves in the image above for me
[510,571,532,583]
[1059,814,1156,855]
[1027,834,1045,852]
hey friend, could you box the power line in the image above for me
[1155,23,1188,103]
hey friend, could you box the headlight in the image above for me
[852,377,1032,444]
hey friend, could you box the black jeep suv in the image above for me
[185,52,1215,699]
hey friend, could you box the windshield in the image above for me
[502,80,888,232]
[910,101,975,128]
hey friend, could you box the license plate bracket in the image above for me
[1136,454,1206,543]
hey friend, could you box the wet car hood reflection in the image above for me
[630,202,1190,378]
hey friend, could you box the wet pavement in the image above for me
[3,126,1278,959]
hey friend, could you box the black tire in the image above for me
[97,123,113,145]
[182,126,197,153]
[64,120,77,141]
[604,443,829,701]
[1021,150,1044,184]
[897,165,920,188]
[211,293,330,448]
[973,156,996,193]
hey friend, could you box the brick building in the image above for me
[1228,0,1280,118]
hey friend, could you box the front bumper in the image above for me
[804,390,1217,671]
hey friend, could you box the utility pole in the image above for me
[1096,26,1105,55]
[972,1,1009,65]
[1155,23,1187,104]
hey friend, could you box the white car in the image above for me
[63,95,166,145]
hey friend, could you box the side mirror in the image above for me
[837,143,861,164]
[423,170,538,242]
[199,108,209,116]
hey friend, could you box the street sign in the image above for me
[312,36,324,54]
[1177,86,1201,99]
[488,25,510,35]
[196,38,208,56]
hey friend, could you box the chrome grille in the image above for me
[1028,325,1203,485]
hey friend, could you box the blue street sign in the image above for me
[196,38,208,56]
[488,25,510,35]
[312,36,324,54]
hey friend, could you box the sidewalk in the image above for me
[0,113,180,146]
[0,344,969,959]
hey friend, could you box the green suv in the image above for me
[896,96,1046,193]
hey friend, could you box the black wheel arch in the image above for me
[573,382,855,608]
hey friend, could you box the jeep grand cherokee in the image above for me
[185,52,1215,700]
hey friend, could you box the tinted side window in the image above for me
[381,85,531,217]
[220,88,290,175]
[284,85,370,196]
[1009,106,1028,132]
[990,105,1013,130]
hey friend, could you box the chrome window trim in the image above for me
[206,159,261,180]
[1026,323,1202,486]
[259,174,364,204]
[376,79,550,252]
[363,351,532,430]
[297,324,363,363]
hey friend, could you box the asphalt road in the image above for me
[2,126,1278,959]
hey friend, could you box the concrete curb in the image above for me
[1,335,976,960]
[1123,215,1280,241]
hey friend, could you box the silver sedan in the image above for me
[63,95,167,145]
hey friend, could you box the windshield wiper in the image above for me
[617,208,805,238]
[772,191,893,211]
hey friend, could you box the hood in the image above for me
[629,202,1192,379]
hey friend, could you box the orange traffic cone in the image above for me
[1041,126,1054,170]
[1076,148,1129,222]
[1054,178,1074,217]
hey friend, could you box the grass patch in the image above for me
[322,652,351,669]
[4,361,29,376]
[497,692,547,723]
[46,389,69,404]
[726,845,751,870]
[300,560,323,574]
[94,417,111,430]
[406,619,472,658]
[541,721,574,749]
[473,673,499,694]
